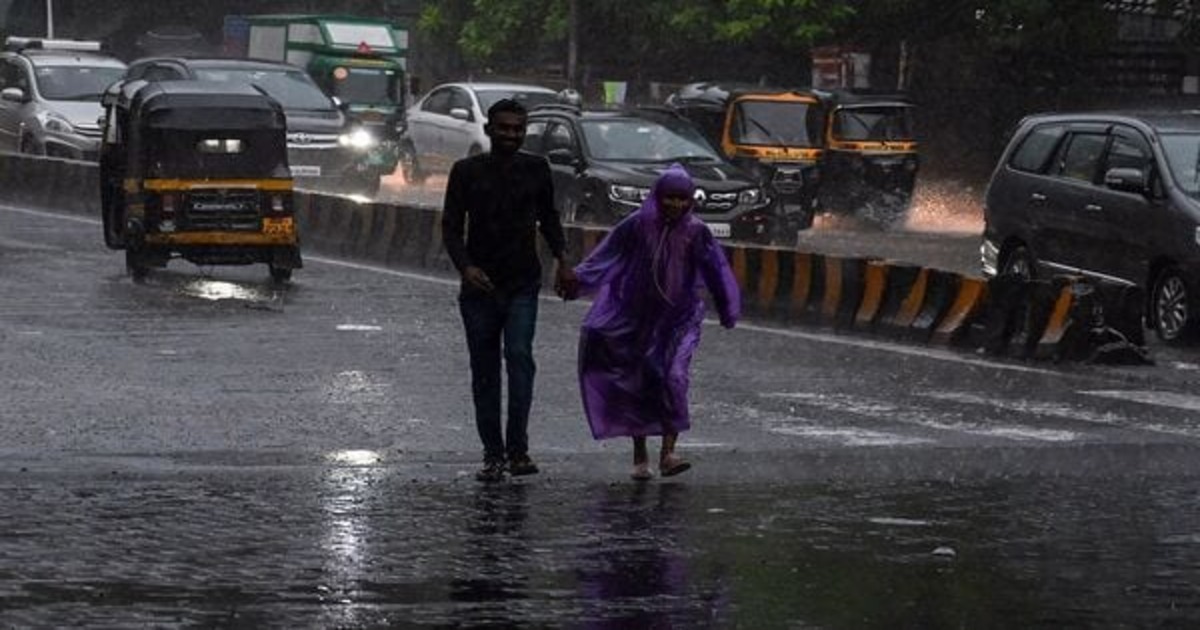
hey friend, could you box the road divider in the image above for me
[0,152,1150,365]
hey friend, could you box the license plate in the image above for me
[290,165,321,177]
[263,217,293,235]
[706,222,731,238]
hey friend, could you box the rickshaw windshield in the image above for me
[833,106,915,141]
[144,128,289,179]
[730,100,819,147]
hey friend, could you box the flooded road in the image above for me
[2,460,1198,628]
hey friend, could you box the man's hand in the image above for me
[554,262,579,301]
[462,265,494,292]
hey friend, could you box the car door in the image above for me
[542,119,588,221]
[0,58,32,152]
[408,87,451,166]
[1091,124,1160,284]
[1040,125,1110,273]
[440,86,478,161]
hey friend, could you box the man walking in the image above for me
[442,99,575,482]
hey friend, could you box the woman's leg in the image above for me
[631,437,651,480]
[660,432,691,476]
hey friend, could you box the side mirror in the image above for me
[1104,167,1148,194]
[546,148,579,168]
[1,87,27,103]
[449,107,472,122]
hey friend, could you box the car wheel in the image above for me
[125,248,149,282]
[269,264,293,284]
[1151,266,1195,344]
[400,145,426,185]
[1000,244,1035,280]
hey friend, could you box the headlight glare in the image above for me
[338,128,377,150]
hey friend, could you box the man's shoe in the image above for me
[475,459,506,482]
[507,455,539,477]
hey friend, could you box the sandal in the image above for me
[659,455,691,477]
[630,463,653,481]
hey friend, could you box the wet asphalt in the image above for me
[3,200,1200,628]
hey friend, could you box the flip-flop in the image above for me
[660,459,691,477]
[631,464,653,481]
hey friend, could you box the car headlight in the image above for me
[738,188,764,205]
[338,128,377,150]
[37,111,74,133]
[609,184,650,204]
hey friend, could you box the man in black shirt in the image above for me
[442,98,576,482]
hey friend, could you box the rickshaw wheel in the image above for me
[125,249,149,282]
[269,265,293,283]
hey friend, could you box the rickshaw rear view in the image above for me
[99,80,301,281]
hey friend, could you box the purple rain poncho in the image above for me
[573,165,741,440]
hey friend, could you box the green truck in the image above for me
[225,14,409,195]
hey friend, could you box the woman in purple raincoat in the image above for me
[572,164,741,480]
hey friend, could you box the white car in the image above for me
[400,81,559,183]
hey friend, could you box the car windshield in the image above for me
[34,65,125,101]
[581,118,722,162]
[192,67,333,111]
[476,89,558,113]
[730,100,818,147]
[332,67,399,105]
[834,106,916,141]
[1161,133,1200,198]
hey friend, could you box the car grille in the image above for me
[184,190,261,231]
[695,190,739,212]
[74,123,103,139]
[287,132,340,150]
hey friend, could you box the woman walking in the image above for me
[571,164,740,480]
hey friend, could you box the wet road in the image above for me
[4,202,1200,627]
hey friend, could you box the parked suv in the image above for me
[0,37,126,160]
[982,111,1200,343]
[524,104,774,242]
[401,81,559,183]
[124,57,381,196]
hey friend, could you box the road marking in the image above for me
[336,324,383,332]
[764,392,1082,442]
[1082,390,1200,413]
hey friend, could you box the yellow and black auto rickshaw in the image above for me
[816,90,919,229]
[99,79,301,282]
[667,82,824,240]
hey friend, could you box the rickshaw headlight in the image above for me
[37,111,73,133]
[339,128,377,150]
[271,194,287,214]
[161,193,176,215]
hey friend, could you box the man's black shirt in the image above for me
[442,152,566,292]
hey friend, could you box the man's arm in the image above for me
[441,161,472,273]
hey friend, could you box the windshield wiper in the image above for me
[746,116,794,149]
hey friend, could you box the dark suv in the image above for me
[124,57,380,196]
[524,104,775,242]
[982,111,1200,343]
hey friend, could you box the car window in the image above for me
[1009,123,1066,173]
[1054,132,1108,183]
[192,67,332,111]
[34,65,126,101]
[0,58,31,93]
[448,87,473,114]
[1159,132,1200,199]
[581,117,722,162]
[422,88,452,115]
[475,89,558,114]
[523,120,548,155]
[1105,130,1151,172]
[545,122,576,154]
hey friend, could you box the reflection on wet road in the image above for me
[2,468,1199,627]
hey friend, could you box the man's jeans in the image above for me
[459,283,539,462]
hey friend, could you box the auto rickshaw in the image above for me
[666,82,824,241]
[99,79,301,282]
[815,90,919,228]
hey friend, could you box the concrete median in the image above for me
[0,152,1151,364]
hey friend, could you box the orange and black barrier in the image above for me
[0,152,1150,364]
